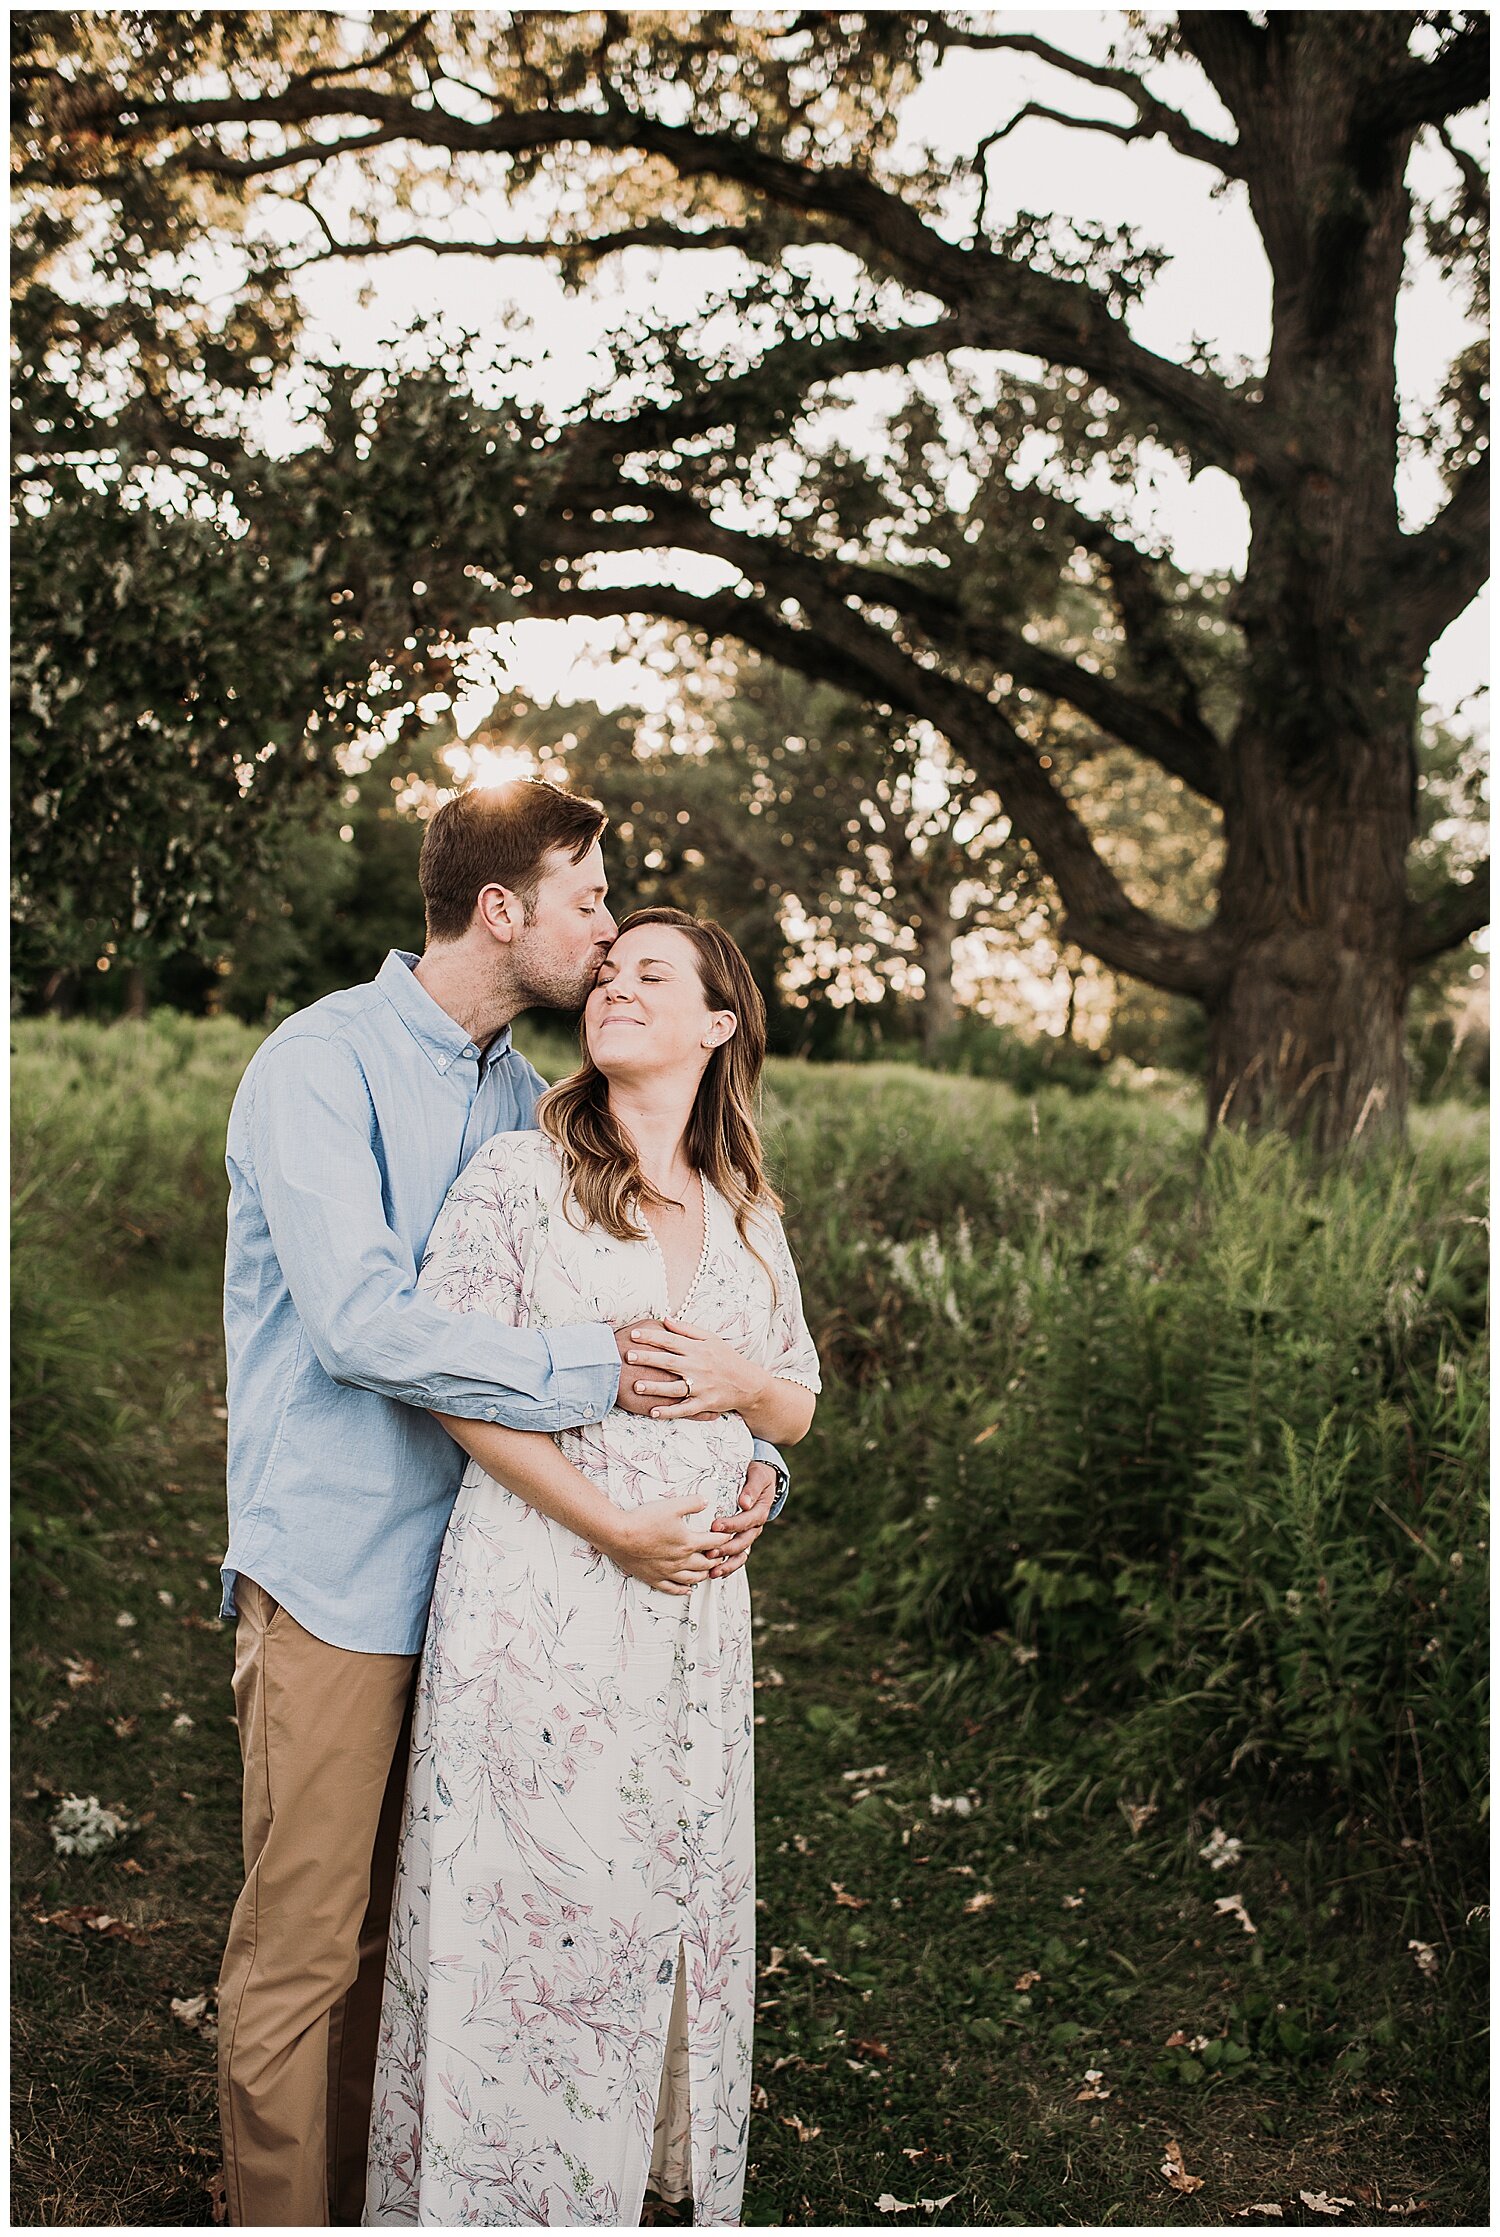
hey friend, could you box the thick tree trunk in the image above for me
[1204,24,1425,1153]
[121,965,150,1020]
[1204,929,1410,1150]
[1206,738,1418,1150]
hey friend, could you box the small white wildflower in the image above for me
[50,1795,131,1858]
[1199,1827,1243,1872]
[156,1589,174,1607]
[929,1792,978,1818]
[172,1712,195,1731]
[115,1611,137,1630]
[1408,1939,1439,1979]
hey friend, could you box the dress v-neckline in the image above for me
[642,1171,713,1320]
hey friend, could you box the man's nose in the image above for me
[596,908,619,943]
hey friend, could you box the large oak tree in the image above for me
[14,10,1489,1144]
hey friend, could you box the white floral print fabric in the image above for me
[365,1131,820,2228]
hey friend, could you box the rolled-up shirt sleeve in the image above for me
[249,1038,619,1430]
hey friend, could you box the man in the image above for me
[217,778,789,2226]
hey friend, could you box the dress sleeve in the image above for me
[757,1209,822,1394]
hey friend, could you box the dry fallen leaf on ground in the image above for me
[831,1882,867,1909]
[963,1891,996,1915]
[876,2196,958,2216]
[1213,1892,1258,1935]
[1299,2192,1356,2217]
[854,2038,890,2060]
[62,1657,103,1690]
[1161,2139,1204,2195]
[1232,2206,1284,2218]
[1407,1939,1439,1978]
[781,2114,821,2142]
[749,2083,769,2110]
[1119,1798,1158,1835]
[1075,2068,1111,2101]
[33,1904,165,1945]
[1014,1968,1043,1991]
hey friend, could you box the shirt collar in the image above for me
[376,950,514,1080]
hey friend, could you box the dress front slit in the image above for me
[647,1939,693,2208]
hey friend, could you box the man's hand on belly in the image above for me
[707,1460,776,1577]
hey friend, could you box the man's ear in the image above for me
[475,884,523,944]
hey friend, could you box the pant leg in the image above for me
[325,1679,415,2227]
[216,1579,417,2228]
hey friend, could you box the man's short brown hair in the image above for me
[418,778,608,944]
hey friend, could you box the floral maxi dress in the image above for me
[364,1131,821,2228]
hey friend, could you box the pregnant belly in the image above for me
[557,1412,755,1519]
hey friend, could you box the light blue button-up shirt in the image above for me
[221,950,787,1654]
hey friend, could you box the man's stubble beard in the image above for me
[509,926,606,1016]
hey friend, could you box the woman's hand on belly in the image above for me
[618,1317,770,1420]
[602,1497,727,1597]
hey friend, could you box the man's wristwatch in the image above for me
[752,1439,791,1520]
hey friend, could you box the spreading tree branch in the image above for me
[1391,456,1490,657]
[929,24,1245,177]
[69,77,1273,478]
[548,487,1227,800]
[505,575,1223,995]
[281,218,791,270]
[1355,14,1490,137]
[1402,862,1491,965]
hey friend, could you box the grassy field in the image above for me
[11,1019,1488,2226]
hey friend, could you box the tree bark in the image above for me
[121,965,150,1020]
[1204,785,1416,1152]
[1194,15,1441,1150]
[916,918,958,1057]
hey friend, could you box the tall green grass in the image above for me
[769,1081,1488,1907]
[12,1018,1488,1909]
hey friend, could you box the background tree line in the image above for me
[11,9,1489,1132]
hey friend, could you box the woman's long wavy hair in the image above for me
[535,909,782,1278]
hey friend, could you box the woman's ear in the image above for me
[703,1010,738,1050]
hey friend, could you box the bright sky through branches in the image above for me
[255,10,1489,743]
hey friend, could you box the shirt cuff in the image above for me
[541,1322,621,1419]
[752,1437,791,1519]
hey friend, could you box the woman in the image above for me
[365,910,820,2228]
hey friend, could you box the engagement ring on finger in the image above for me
[681,1375,693,1398]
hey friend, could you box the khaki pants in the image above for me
[217,1578,418,2227]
